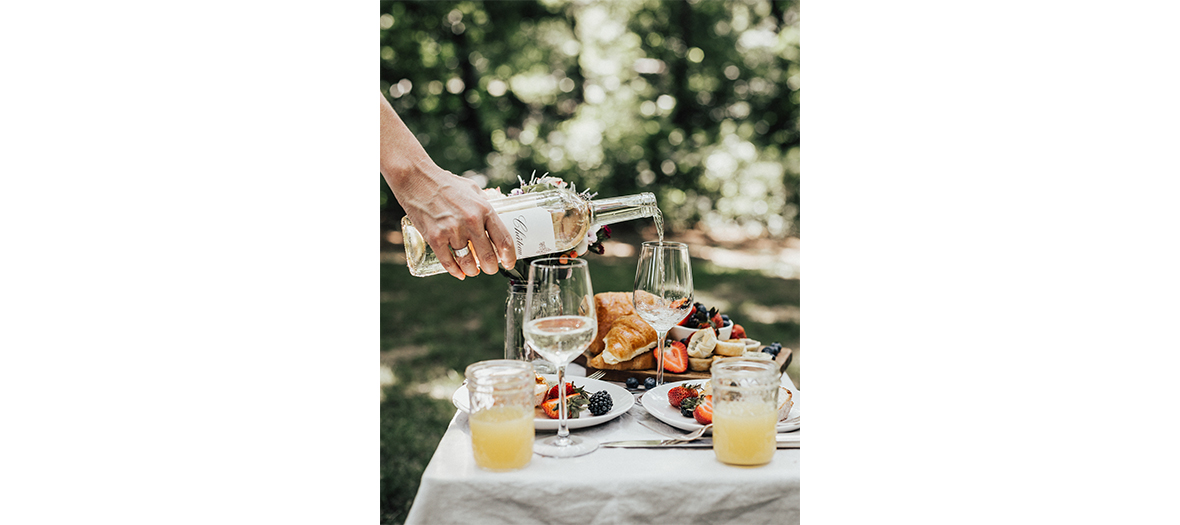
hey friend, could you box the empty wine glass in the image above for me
[633,241,694,386]
[523,258,598,458]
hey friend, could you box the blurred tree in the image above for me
[380,0,799,239]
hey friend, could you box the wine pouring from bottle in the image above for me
[401,188,659,277]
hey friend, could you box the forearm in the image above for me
[380,92,440,195]
[379,91,516,278]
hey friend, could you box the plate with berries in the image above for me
[640,379,800,433]
[452,375,634,431]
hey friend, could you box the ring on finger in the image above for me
[451,245,471,258]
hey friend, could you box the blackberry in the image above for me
[644,377,657,390]
[588,390,613,416]
[625,377,639,389]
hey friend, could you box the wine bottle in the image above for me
[401,188,658,277]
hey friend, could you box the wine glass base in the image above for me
[533,435,599,458]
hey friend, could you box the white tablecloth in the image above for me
[404,372,800,525]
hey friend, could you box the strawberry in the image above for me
[693,395,713,425]
[662,340,688,373]
[731,323,747,339]
[545,382,586,402]
[541,399,561,419]
[710,312,725,330]
[541,396,589,419]
[667,383,700,409]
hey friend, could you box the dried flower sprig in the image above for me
[489,171,610,281]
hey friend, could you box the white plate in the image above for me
[640,379,800,433]
[452,374,634,431]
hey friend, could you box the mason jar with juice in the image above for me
[465,360,536,471]
[710,357,780,466]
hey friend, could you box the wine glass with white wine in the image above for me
[522,257,599,458]
[633,241,694,387]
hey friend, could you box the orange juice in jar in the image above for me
[711,358,779,466]
[470,405,535,470]
[466,360,536,471]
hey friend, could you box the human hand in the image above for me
[380,93,517,279]
[396,169,517,279]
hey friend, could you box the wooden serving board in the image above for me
[576,347,792,383]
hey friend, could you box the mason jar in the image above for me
[710,357,779,466]
[465,359,536,471]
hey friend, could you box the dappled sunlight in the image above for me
[412,368,465,401]
[741,303,800,325]
[598,240,636,258]
[381,251,407,265]
[381,0,800,239]
[691,290,733,314]
[380,365,396,402]
[699,245,799,279]
[381,345,431,363]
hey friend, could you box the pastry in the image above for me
[741,350,773,361]
[713,339,746,357]
[601,314,658,364]
[588,349,656,370]
[686,327,717,358]
[688,357,712,372]
[534,374,549,406]
[589,292,637,355]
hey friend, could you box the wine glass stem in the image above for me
[655,330,668,386]
[555,364,570,443]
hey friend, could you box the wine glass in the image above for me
[632,241,694,387]
[522,257,599,458]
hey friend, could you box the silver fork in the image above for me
[666,424,713,443]
[638,415,801,443]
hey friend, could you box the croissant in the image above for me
[588,349,656,370]
[602,314,658,365]
[589,292,637,355]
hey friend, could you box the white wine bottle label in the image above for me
[499,206,557,258]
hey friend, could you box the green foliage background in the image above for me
[380,0,799,239]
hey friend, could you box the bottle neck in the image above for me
[590,192,658,227]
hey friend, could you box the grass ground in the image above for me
[379,241,799,524]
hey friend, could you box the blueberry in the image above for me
[721,314,730,322]
[625,377,639,389]
[644,377,656,390]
